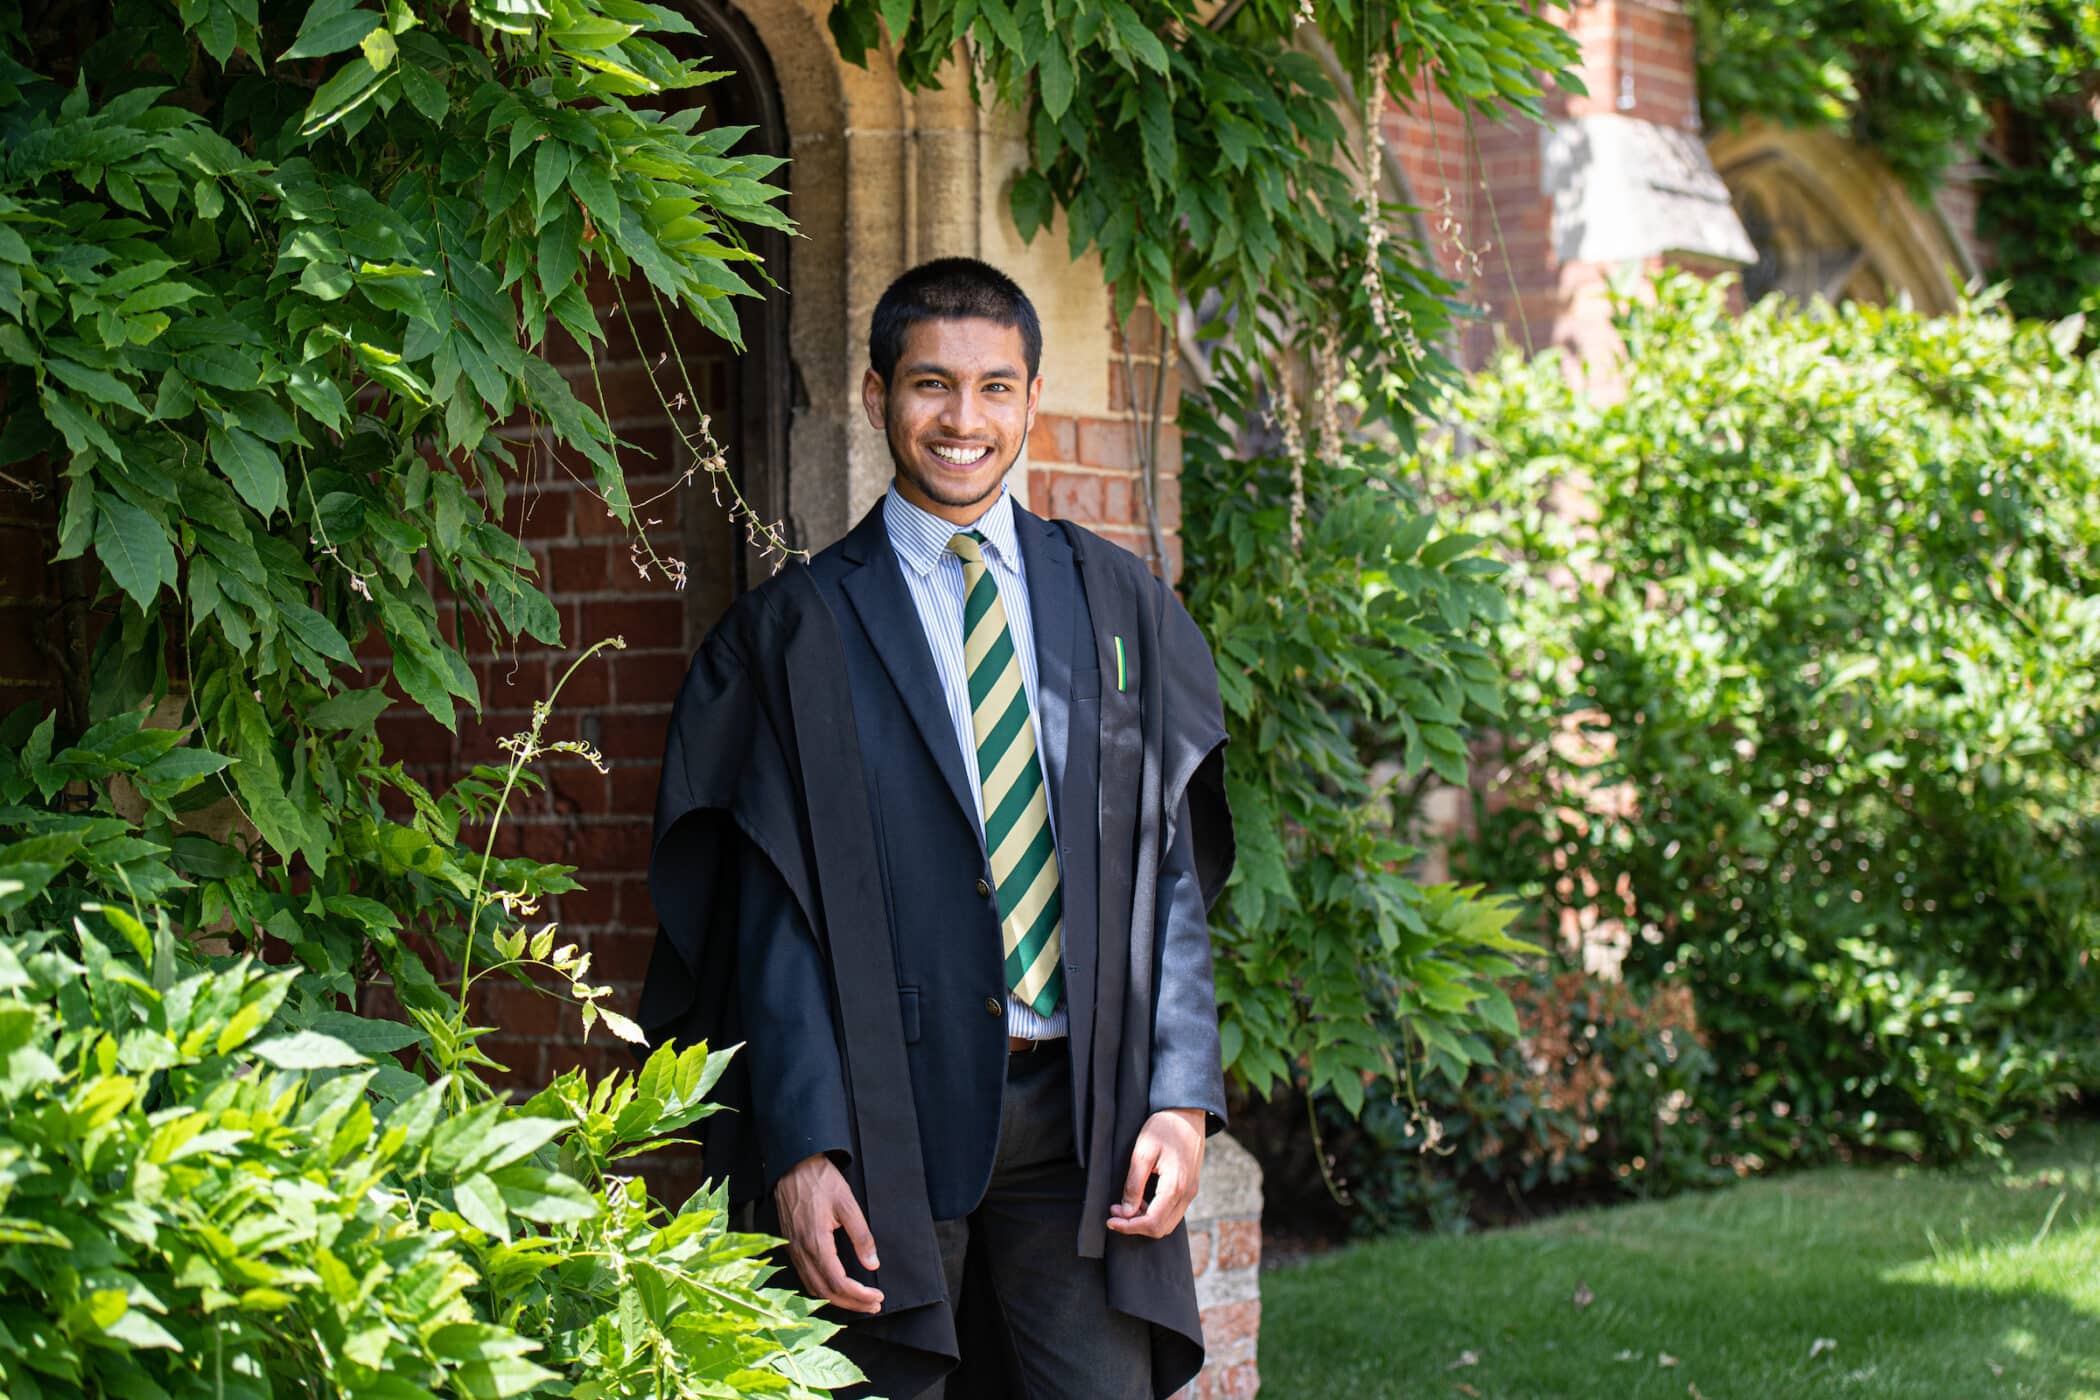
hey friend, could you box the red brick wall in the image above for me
[1384,0,1704,369]
[1562,0,1701,131]
[1030,299,1183,581]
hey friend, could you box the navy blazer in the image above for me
[736,500,1225,1221]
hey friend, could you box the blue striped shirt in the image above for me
[883,484,1069,1041]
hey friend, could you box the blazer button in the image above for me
[975,877,992,898]
[984,997,1002,1016]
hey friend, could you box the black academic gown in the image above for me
[637,506,1235,1399]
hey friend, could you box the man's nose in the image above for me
[940,386,987,435]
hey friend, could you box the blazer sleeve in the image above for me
[1146,787,1229,1127]
[735,828,854,1188]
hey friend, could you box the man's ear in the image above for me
[861,368,888,429]
[1025,373,1044,434]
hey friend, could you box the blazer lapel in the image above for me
[838,503,985,852]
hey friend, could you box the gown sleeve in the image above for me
[1146,790,1229,1126]
[638,595,835,1205]
[735,827,853,1187]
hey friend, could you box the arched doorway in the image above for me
[568,0,794,639]
[1709,124,1974,314]
[673,0,795,634]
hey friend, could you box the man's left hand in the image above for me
[1106,1107,1206,1238]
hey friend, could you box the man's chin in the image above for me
[921,478,1001,510]
[893,456,1013,513]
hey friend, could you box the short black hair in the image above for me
[868,257,1043,384]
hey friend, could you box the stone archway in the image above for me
[1709,123,1976,314]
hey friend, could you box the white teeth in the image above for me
[932,444,990,465]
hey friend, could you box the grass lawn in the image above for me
[1261,1122,2100,1399]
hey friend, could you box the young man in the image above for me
[638,258,1235,1399]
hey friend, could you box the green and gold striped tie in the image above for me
[950,531,1064,1016]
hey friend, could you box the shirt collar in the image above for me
[883,481,1021,578]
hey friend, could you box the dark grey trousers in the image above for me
[923,1046,1152,1400]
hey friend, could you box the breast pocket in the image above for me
[1070,667,1102,701]
[898,986,921,1044]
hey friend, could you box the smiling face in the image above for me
[863,316,1042,525]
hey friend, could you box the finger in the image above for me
[811,1216,884,1313]
[818,1233,884,1313]
[1155,1162,1196,1233]
[1130,1165,1185,1237]
[1154,1157,1184,1213]
[810,1208,886,1318]
[1106,1196,1169,1237]
[805,1221,855,1300]
[1116,1190,1184,1238]
[1113,1149,1197,1238]
[830,1274,886,1313]
[1120,1136,1161,1212]
[787,1244,830,1301]
[838,1193,882,1272]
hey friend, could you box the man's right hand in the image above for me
[774,1153,885,1314]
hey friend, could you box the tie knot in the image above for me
[948,531,987,566]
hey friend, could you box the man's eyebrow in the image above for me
[899,362,1023,380]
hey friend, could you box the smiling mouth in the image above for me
[929,443,993,466]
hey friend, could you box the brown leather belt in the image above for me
[1008,1035,1062,1053]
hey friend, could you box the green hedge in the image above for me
[1439,273,2100,1167]
[1328,965,1727,1233]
